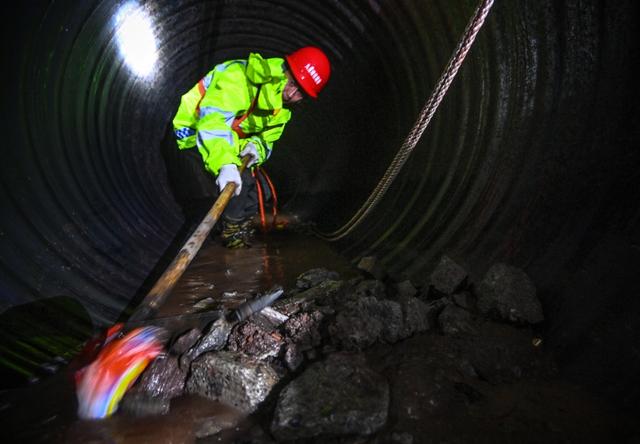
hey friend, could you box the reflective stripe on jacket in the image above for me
[172,53,292,175]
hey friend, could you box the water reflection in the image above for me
[158,230,358,317]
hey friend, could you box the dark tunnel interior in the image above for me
[1,0,639,417]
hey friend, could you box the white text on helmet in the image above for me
[304,63,322,85]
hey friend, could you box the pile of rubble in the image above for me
[120,256,549,442]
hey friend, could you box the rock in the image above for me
[253,307,289,330]
[271,353,389,441]
[192,297,216,311]
[438,304,477,336]
[284,342,304,371]
[180,318,233,369]
[330,311,375,351]
[356,256,387,280]
[276,280,343,315]
[169,328,202,355]
[305,349,319,361]
[429,256,468,294]
[352,279,387,301]
[331,294,435,350]
[398,296,431,337]
[476,263,544,324]
[394,280,418,298]
[283,310,326,352]
[119,393,170,417]
[452,291,476,311]
[227,320,285,361]
[127,354,187,400]
[458,358,479,378]
[424,297,450,328]
[380,300,404,343]
[330,297,403,350]
[186,351,280,414]
[296,268,340,290]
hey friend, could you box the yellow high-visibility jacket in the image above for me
[172,53,292,175]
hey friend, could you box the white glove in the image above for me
[216,164,242,196]
[239,142,260,167]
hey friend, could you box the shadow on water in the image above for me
[0,296,94,443]
[0,295,94,390]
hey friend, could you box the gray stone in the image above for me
[330,300,382,351]
[283,310,326,351]
[254,307,289,329]
[186,351,280,413]
[352,279,387,301]
[284,342,304,371]
[330,294,435,350]
[169,328,202,355]
[476,263,544,324]
[429,256,468,294]
[227,320,285,360]
[276,280,344,315]
[452,291,476,311]
[356,256,387,280]
[227,320,285,361]
[296,268,340,290]
[192,296,216,311]
[180,317,233,369]
[394,280,418,298]
[438,304,477,336]
[380,300,404,343]
[330,296,403,350]
[271,353,389,441]
[424,297,450,328]
[305,348,319,361]
[127,354,186,400]
[398,296,431,337]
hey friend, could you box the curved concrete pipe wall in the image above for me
[1,1,638,409]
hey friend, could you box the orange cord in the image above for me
[252,169,267,231]
[252,167,280,231]
[258,167,278,227]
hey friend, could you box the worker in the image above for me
[162,46,331,248]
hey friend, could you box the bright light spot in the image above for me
[115,2,157,77]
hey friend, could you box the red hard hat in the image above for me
[285,46,331,99]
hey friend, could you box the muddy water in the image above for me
[65,395,246,444]
[0,229,358,444]
[158,229,358,317]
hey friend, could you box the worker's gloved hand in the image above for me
[216,164,242,196]
[239,143,260,167]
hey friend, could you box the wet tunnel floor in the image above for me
[0,229,635,443]
[157,228,360,318]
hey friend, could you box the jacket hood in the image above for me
[245,53,286,85]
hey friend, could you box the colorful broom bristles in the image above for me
[75,325,166,419]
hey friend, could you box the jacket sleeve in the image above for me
[196,65,248,175]
[242,118,289,165]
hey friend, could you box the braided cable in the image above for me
[316,0,495,241]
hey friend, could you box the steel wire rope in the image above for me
[315,0,495,242]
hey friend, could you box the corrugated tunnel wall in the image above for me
[1,0,639,411]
